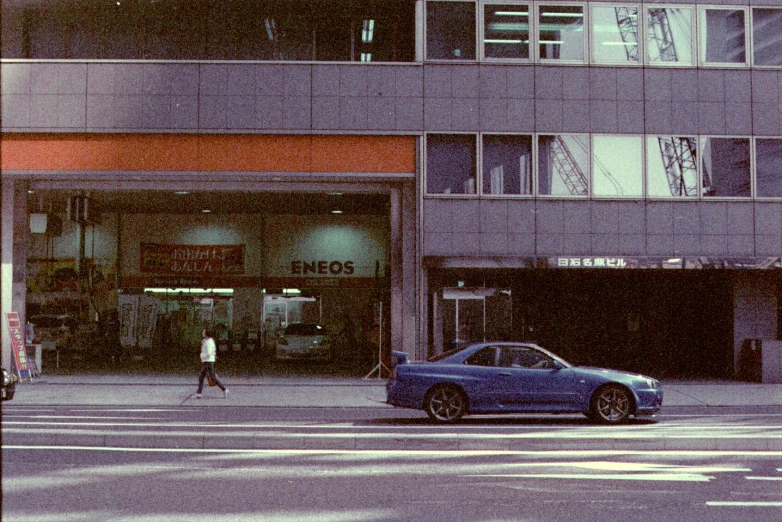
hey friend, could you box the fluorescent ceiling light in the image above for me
[174,191,190,195]
[362,19,375,43]
[485,39,526,44]
[488,23,530,31]
[145,288,234,294]
[540,13,583,18]
[360,53,372,62]
[331,210,344,214]
[265,18,276,41]
[202,209,212,213]
[494,11,529,16]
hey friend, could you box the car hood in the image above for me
[576,366,657,382]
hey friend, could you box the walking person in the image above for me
[196,327,228,399]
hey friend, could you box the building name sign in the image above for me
[140,243,245,275]
[557,257,628,268]
[291,260,355,276]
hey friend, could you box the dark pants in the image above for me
[197,362,225,393]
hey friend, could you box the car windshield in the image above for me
[284,324,323,336]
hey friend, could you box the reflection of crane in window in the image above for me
[614,7,640,61]
[659,137,698,196]
[615,8,699,196]
[548,136,588,196]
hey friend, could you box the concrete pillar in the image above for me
[390,187,403,355]
[733,272,779,378]
[1,179,28,370]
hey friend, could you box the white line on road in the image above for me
[707,501,782,507]
[5,445,782,457]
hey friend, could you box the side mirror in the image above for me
[551,360,564,370]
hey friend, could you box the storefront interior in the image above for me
[24,187,392,376]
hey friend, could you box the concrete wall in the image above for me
[1,63,780,135]
[423,199,782,258]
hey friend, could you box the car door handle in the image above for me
[498,372,512,377]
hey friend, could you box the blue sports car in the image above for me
[386,342,663,423]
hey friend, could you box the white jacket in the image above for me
[200,337,217,362]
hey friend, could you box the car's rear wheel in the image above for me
[424,384,467,423]
[588,384,633,423]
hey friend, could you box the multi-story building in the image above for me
[1,0,780,380]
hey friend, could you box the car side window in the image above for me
[499,347,554,369]
[465,347,498,367]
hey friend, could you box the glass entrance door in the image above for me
[438,288,512,353]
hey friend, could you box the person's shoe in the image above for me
[223,389,229,398]
[195,393,202,399]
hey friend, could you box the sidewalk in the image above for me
[4,376,782,452]
[5,374,782,408]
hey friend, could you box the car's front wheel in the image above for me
[424,384,467,423]
[588,384,633,423]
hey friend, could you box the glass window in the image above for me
[756,139,782,198]
[645,6,694,65]
[3,0,415,61]
[592,5,640,64]
[701,137,751,198]
[483,3,530,59]
[482,135,533,195]
[537,135,590,196]
[538,4,585,61]
[427,1,476,60]
[699,8,747,65]
[592,135,643,197]
[752,9,782,67]
[427,135,477,195]
[646,137,698,197]
[466,347,499,366]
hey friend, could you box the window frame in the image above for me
[699,135,753,199]
[480,1,533,62]
[753,137,782,200]
[750,7,782,69]
[425,133,480,197]
[590,2,643,66]
[697,6,749,68]
[535,2,588,64]
[591,134,645,199]
[536,133,591,198]
[643,4,697,67]
[425,0,479,62]
[480,132,535,198]
[645,136,700,199]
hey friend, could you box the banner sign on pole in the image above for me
[5,312,32,380]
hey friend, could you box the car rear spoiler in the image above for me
[390,350,409,365]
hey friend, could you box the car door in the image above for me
[494,346,578,409]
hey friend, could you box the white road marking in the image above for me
[746,477,782,481]
[5,445,782,457]
[472,473,715,482]
[707,501,782,507]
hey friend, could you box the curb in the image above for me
[5,428,782,452]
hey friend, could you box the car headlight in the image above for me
[3,369,9,386]
[645,378,659,389]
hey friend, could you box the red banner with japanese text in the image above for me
[5,312,30,377]
[140,243,246,275]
